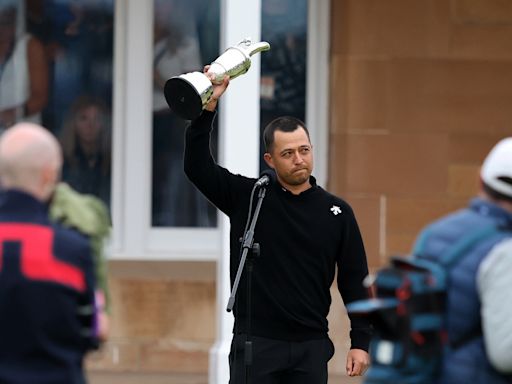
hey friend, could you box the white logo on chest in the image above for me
[330,205,342,215]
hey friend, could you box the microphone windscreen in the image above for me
[259,169,276,184]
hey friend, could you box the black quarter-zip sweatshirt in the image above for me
[185,111,372,350]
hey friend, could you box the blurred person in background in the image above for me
[0,1,48,131]
[59,94,111,208]
[413,137,512,383]
[0,122,97,384]
[50,180,111,343]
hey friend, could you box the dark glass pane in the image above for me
[151,0,219,227]
[0,0,114,208]
[260,0,308,171]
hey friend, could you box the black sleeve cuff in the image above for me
[350,327,372,352]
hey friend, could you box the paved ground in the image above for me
[88,372,207,384]
[88,372,363,384]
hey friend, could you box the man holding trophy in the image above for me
[167,39,371,383]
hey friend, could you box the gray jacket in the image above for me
[478,238,512,374]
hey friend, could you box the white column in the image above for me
[306,0,330,188]
[209,1,262,383]
[111,0,153,256]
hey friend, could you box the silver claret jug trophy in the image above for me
[164,38,270,120]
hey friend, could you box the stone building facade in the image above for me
[87,1,512,382]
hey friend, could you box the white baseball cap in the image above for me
[481,137,512,198]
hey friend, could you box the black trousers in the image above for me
[229,334,335,384]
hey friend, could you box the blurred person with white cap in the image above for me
[411,137,512,383]
[476,137,512,376]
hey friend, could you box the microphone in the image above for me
[254,169,276,187]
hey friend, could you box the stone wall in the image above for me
[330,0,512,266]
[86,261,216,378]
[328,0,512,376]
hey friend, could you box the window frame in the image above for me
[110,0,330,261]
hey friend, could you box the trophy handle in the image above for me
[237,38,271,57]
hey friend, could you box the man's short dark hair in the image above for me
[263,116,310,152]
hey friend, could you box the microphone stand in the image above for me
[227,185,267,384]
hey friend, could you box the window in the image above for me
[0,0,114,208]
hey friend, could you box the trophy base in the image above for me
[164,77,204,120]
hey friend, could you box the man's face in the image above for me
[264,127,313,190]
